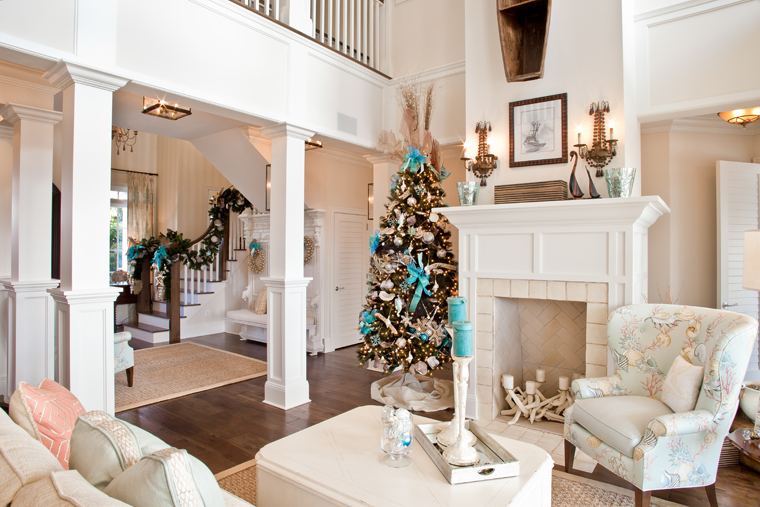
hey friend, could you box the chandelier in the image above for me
[112,127,138,155]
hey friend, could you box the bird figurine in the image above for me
[586,165,601,198]
[569,151,584,199]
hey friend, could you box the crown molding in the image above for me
[0,126,12,139]
[363,153,399,165]
[642,117,760,136]
[309,144,373,166]
[261,123,315,141]
[635,0,752,23]
[0,103,62,126]
[0,74,59,96]
[391,60,465,85]
[43,61,129,92]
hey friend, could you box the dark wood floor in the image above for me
[120,333,760,507]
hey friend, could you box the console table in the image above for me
[255,405,553,507]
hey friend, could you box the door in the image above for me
[332,211,366,349]
[717,160,760,381]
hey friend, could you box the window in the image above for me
[110,188,128,280]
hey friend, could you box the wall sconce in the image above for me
[575,101,617,177]
[112,127,138,155]
[368,183,374,220]
[718,107,760,129]
[461,121,498,186]
[142,97,192,120]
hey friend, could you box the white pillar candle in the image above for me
[559,376,570,390]
[536,369,546,382]
[501,374,514,390]
[526,381,536,395]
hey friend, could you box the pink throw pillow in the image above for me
[9,379,86,469]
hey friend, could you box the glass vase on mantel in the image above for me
[457,182,479,206]
[604,167,636,198]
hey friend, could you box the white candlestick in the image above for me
[536,369,546,383]
[559,376,570,390]
[526,381,536,395]
[501,374,514,391]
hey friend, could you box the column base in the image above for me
[48,287,121,414]
[261,277,312,410]
[1,279,59,399]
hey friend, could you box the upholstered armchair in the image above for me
[564,304,758,507]
[114,331,135,387]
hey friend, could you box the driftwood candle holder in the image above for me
[500,372,576,425]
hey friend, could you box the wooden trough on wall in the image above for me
[497,0,551,82]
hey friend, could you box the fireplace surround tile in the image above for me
[511,280,529,298]
[547,281,567,301]
[477,278,493,296]
[494,279,510,297]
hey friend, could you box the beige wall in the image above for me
[111,132,232,240]
[643,130,758,308]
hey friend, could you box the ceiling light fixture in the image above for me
[112,127,138,155]
[305,138,323,150]
[718,107,760,129]
[142,97,192,121]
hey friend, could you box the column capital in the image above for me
[43,60,129,92]
[261,123,315,142]
[0,103,62,126]
[48,287,122,304]
[261,277,313,289]
[1,279,60,293]
[0,126,12,139]
[364,153,401,165]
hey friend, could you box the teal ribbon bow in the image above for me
[390,174,399,190]
[401,146,426,174]
[153,246,168,271]
[406,252,432,313]
[369,231,380,255]
[440,167,451,180]
[250,241,261,253]
[360,310,376,335]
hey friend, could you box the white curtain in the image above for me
[127,172,157,241]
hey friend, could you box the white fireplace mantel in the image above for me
[435,196,670,420]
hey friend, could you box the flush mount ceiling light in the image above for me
[305,138,323,150]
[142,97,192,120]
[718,107,760,129]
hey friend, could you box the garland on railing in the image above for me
[127,187,252,301]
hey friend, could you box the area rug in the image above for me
[115,342,267,412]
[213,462,686,507]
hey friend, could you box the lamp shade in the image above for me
[743,230,760,290]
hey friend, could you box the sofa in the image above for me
[1,399,254,507]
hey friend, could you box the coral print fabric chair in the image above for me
[564,304,758,507]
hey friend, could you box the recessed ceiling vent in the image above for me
[337,113,358,136]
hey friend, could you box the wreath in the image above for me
[304,236,315,264]
[249,241,266,274]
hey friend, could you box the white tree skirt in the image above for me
[371,372,454,412]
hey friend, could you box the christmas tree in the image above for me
[358,82,458,375]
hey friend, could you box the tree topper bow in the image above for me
[401,146,427,174]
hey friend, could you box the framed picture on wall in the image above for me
[265,164,271,211]
[509,93,568,167]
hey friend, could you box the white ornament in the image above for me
[422,231,435,244]
[429,213,439,222]
[380,279,395,290]
[407,197,417,206]
[379,291,395,301]
[396,338,407,348]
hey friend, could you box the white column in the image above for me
[364,154,400,231]
[43,61,127,414]
[260,123,314,410]
[0,104,62,398]
[0,125,10,400]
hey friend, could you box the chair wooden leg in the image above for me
[705,483,719,507]
[564,439,575,474]
[126,366,134,387]
[634,487,651,507]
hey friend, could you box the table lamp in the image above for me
[742,230,760,438]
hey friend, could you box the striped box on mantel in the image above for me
[494,180,568,204]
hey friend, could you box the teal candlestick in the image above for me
[452,321,473,357]
[448,297,467,325]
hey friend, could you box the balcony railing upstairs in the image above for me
[235,0,386,72]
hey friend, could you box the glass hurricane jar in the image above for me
[380,406,413,468]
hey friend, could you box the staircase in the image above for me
[123,212,249,343]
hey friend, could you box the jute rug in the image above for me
[214,463,686,507]
[115,342,267,412]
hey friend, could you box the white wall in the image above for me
[464,0,638,204]
[0,0,75,54]
[635,0,760,123]
[642,126,758,308]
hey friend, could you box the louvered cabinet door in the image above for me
[331,211,366,349]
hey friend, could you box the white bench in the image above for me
[226,309,316,347]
